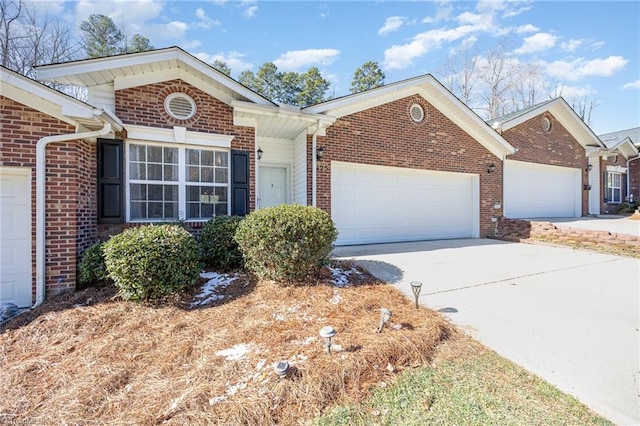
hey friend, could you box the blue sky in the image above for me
[37,0,639,134]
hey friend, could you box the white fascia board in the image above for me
[233,100,335,125]
[125,124,233,148]
[497,101,558,132]
[608,139,638,159]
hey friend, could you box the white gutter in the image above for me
[627,155,640,202]
[34,121,112,308]
[311,121,322,207]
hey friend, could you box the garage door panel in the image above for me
[332,162,477,245]
[504,160,580,219]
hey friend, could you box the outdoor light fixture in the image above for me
[273,360,290,378]
[257,147,263,161]
[584,184,592,191]
[410,281,423,309]
[487,163,495,174]
[378,308,392,333]
[316,146,325,161]
[586,164,593,172]
[319,326,337,354]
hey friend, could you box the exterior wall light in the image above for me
[487,163,495,174]
[586,164,593,172]
[410,281,423,309]
[584,184,592,191]
[316,146,325,161]
[378,308,392,333]
[319,326,336,354]
[257,147,263,161]
[273,360,290,378]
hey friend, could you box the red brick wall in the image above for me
[310,95,503,237]
[502,113,589,215]
[0,95,95,300]
[629,156,640,204]
[112,79,256,228]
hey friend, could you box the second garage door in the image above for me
[331,162,479,245]
[504,160,581,219]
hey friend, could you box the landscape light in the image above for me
[410,281,423,309]
[378,308,392,333]
[319,326,337,354]
[273,360,290,378]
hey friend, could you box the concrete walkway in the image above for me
[334,239,640,425]
[532,215,640,237]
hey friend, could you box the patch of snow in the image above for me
[216,343,250,361]
[329,266,361,287]
[209,396,227,405]
[255,359,266,370]
[226,381,247,396]
[190,272,239,307]
[273,313,286,321]
[330,289,342,304]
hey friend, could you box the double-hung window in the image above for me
[128,143,229,221]
[606,171,621,203]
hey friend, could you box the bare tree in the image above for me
[0,0,80,78]
[438,45,479,106]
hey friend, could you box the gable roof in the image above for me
[598,127,639,159]
[34,46,275,107]
[0,66,123,132]
[304,74,516,159]
[491,98,604,149]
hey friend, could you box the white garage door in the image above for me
[504,160,581,219]
[331,162,479,245]
[0,168,33,308]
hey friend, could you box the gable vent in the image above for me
[410,104,424,123]
[165,93,196,120]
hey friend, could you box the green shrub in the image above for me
[200,215,244,269]
[78,242,109,286]
[234,204,338,282]
[102,224,200,300]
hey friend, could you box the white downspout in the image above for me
[311,121,322,207]
[34,121,112,308]
[627,155,640,203]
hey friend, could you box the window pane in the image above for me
[130,184,146,201]
[215,168,228,184]
[214,203,227,216]
[148,185,163,201]
[164,147,178,164]
[130,144,145,161]
[215,152,228,167]
[148,164,163,180]
[187,203,200,219]
[130,162,143,180]
[202,150,214,166]
[148,202,164,219]
[130,202,145,219]
[147,146,162,162]
[613,174,621,186]
[187,149,200,165]
[164,185,178,201]
[202,167,214,183]
[215,186,228,202]
[164,165,178,181]
[165,202,178,219]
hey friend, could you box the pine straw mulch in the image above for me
[0,263,462,426]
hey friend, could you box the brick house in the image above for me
[596,127,639,214]
[0,47,610,307]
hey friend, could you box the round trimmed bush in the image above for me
[103,224,200,300]
[200,215,244,269]
[78,242,109,286]
[234,205,338,282]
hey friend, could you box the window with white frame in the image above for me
[606,171,622,203]
[128,143,229,221]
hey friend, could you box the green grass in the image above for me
[316,349,612,426]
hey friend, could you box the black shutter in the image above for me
[97,139,124,223]
[602,171,608,202]
[231,150,250,216]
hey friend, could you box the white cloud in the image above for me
[75,0,164,33]
[545,56,628,81]
[195,8,220,29]
[273,49,340,71]
[560,39,583,52]
[379,16,405,36]
[239,0,258,18]
[516,24,538,34]
[164,21,189,39]
[26,0,65,14]
[552,84,595,100]
[622,80,640,90]
[423,0,453,24]
[193,51,254,75]
[514,32,556,54]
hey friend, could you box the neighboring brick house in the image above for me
[596,127,639,214]
[2,47,617,306]
[489,99,605,218]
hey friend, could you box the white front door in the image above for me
[259,166,288,208]
[0,168,33,308]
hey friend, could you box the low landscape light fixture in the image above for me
[316,146,325,161]
[257,147,263,161]
[586,164,592,172]
[410,281,423,309]
[487,163,495,174]
[319,326,336,354]
[273,360,290,378]
[378,308,392,333]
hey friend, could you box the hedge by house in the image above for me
[200,215,244,269]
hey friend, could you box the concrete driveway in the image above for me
[334,239,640,425]
[533,215,640,237]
